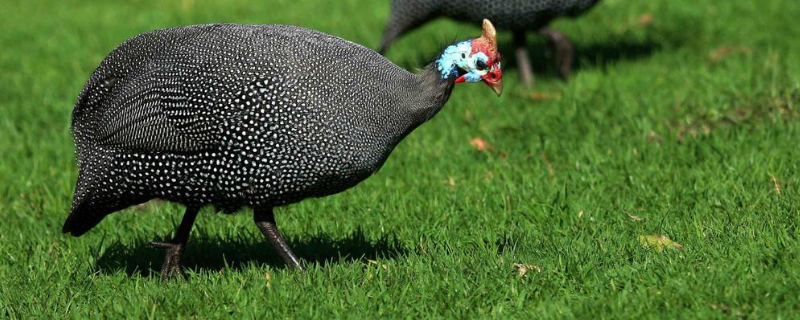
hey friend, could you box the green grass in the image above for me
[1,0,799,318]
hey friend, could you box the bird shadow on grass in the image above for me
[94,228,406,278]
[393,19,699,82]
[499,38,661,78]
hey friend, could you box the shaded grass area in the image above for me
[1,0,799,318]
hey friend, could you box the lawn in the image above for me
[1,0,799,318]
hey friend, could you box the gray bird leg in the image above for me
[149,206,200,281]
[513,31,534,87]
[538,27,575,79]
[254,208,303,270]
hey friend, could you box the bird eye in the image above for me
[476,59,487,71]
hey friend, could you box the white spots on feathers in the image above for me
[70,24,433,221]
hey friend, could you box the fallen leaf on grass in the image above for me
[366,259,387,270]
[627,214,645,222]
[647,131,663,146]
[710,303,745,317]
[638,235,682,252]
[620,12,654,32]
[710,303,731,313]
[769,173,781,196]
[529,91,562,101]
[514,263,541,277]
[637,13,654,27]
[469,137,494,152]
[578,210,585,218]
[265,272,271,288]
[709,45,753,63]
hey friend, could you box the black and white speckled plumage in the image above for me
[379,0,600,53]
[63,24,457,236]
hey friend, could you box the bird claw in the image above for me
[149,241,186,281]
[148,241,175,249]
[159,259,185,281]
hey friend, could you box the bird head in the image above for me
[436,19,503,96]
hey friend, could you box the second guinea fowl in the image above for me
[63,20,503,280]
[379,0,600,86]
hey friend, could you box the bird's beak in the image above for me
[489,78,503,96]
[482,63,503,96]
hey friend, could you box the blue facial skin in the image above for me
[462,71,483,82]
[436,40,490,82]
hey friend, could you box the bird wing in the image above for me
[93,61,232,153]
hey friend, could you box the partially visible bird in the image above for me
[64,20,503,280]
[379,0,600,86]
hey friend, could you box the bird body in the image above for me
[383,0,598,42]
[67,24,446,235]
[380,0,601,84]
[64,22,502,278]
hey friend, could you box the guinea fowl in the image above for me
[64,20,503,280]
[379,0,600,85]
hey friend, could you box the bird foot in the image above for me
[538,27,574,79]
[515,46,534,87]
[513,31,534,88]
[149,241,186,281]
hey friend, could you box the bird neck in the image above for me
[407,40,475,123]
[408,63,455,125]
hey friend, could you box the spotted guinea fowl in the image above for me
[64,20,503,280]
[379,0,600,85]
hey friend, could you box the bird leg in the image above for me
[254,208,303,270]
[513,30,534,87]
[538,27,575,79]
[149,206,199,281]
